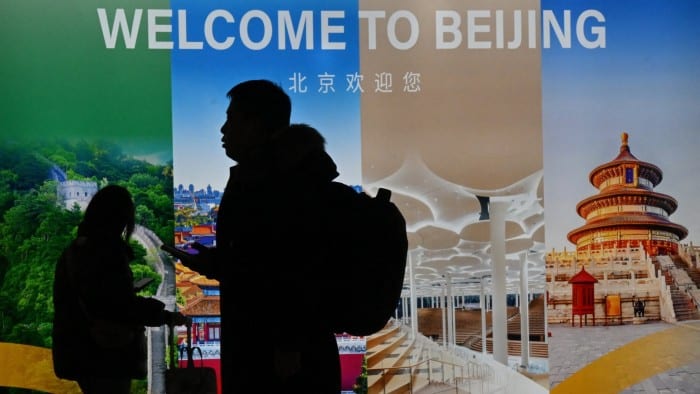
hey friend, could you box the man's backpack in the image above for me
[322,182,408,336]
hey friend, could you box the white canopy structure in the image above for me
[364,152,546,366]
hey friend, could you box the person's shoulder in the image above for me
[324,181,361,203]
[285,123,325,146]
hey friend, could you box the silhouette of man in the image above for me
[179,80,342,393]
[634,298,646,317]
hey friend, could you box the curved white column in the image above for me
[445,273,455,345]
[520,252,530,368]
[481,277,487,354]
[490,199,508,365]
[409,250,418,336]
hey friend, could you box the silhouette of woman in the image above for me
[52,184,186,394]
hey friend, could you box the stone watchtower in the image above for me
[57,180,98,211]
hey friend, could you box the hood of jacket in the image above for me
[230,123,339,185]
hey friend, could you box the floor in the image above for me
[548,320,700,394]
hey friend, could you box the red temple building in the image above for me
[547,133,699,325]
[175,262,223,394]
[568,267,598,327]
[567,132,687,257]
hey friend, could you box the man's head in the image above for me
[220,80,292,162]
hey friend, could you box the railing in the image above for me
[368,357,490,394]
[656,256,677,322]
[372,323,547,394]
[175,341,221,361]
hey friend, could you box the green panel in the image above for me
[0,0,172,159]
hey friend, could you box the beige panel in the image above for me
[360,0,542,190]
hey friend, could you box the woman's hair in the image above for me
[78,184,135,240]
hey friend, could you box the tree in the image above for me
[0,181,79,346]
[131,264,162,296]
[0,139,175,349]
[135,204,156,229]
[0,170,18,214]
[353,356,368,394]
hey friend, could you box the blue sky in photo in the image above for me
[170,0,361,190]
[542,0,700,249]
[167,0,700,249]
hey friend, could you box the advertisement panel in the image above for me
[0,0,698,393]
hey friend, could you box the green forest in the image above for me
[0,139,174,349]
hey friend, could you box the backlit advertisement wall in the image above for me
[1,0,698,393]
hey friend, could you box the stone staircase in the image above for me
[364,323,520,394]
[661,255,700,321]
[670,286,700,321]
[672,255,700,287]
[366,324,433,394]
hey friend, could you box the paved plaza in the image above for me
[548,320,700,393]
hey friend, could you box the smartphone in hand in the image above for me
[160,244,192,261]
[133,277,154,292]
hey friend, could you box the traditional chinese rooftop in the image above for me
[567,267,598,284]
[567,132,688,250]
[588,131,663,188]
